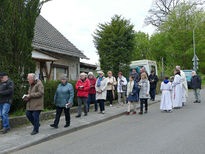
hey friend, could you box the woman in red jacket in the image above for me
[87,72,97,112]
[75,72,90,118]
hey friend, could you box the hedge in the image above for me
[43,80,78,110]
[11,80,79,113]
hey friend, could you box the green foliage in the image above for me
[133,31,151,60]
[93,15,135,77]
[0,0,49,112]
[137,2,205,75]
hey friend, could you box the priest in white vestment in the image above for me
[176,66,188,104]
[172,70,183,108]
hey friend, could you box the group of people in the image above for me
[0,65,202,135]
[160,66,202,112]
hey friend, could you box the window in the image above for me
[53,65,68,80]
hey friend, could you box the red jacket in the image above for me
[75,78,90,97]
[88,78,96,94]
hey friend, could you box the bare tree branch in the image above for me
[144,0,205,28]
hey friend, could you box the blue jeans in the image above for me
[87,94,98,111]
[26,110,41,132]
[0,103,10,129]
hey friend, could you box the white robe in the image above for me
[180,70,188,103]
[172,74,183,108]
[160,82,172,110]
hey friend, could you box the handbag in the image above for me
[122,85,127,91]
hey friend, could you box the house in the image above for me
[32,15,88,81]
[80,62,97,74]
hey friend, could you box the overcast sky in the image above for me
[41,0,156,64]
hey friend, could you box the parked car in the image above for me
[182,70,193,89]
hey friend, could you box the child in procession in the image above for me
[126,75,139,115]
[160,76,172,112]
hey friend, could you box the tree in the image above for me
[133,31,151,60]
[93,15,135,77]
[0,0,49,111]
[145,0,204,28]
[149,2,205,74]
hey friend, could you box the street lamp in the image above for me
[193,18,204,72]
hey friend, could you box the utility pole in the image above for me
[193,18,204,71]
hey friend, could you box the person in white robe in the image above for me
[176,66,188,104]
[172,70,183,108]
[160,77,172,112]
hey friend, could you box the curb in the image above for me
[3,100,160,154]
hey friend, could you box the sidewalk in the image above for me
[0,95,160,154]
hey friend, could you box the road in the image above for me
[14,89,205,154]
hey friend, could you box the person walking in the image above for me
[126,75,139,115]
[172,70,183,108]
[106,71,117,107]
[87,72,98,112]
[24,73,44,135]
[138,73,150,114]
[160,76,172,112]
[95,71,108,114]
[117,72,127,105]
[75,73,90,118]
[148,71,159,101]
[191,71,201,103]
[50,74,74,129]
[0,72,14,134]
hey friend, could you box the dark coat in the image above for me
[130,72,140,83]
[0,79,14,104]
[127,81,139,102]
[148,74,159,89]
[191,75,201,89]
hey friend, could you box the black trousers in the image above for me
[98,99,105,112]
[107,90,113,105]
[54,107,70,126]
[140,99,148,112]
[149,88,156,100]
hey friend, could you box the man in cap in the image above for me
[0,72,14,134]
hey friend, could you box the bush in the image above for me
[10,80,78,113]
[43,80,78,110]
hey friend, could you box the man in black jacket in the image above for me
[0,72,14,134]
[191,71,201,103]
[148,71,159,101]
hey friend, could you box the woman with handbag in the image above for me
[117,72,127,105]
[126,75,139,115]
[106,71,117,107]
[50,74,74,129]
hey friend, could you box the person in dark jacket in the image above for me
[191,71,201,103]
[126,75,139,115]
[0,72,14,134]
[148,71,159,101]
[130,69,140,83]
[50,74,74,129]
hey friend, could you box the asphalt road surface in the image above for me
[14,89,205,154]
